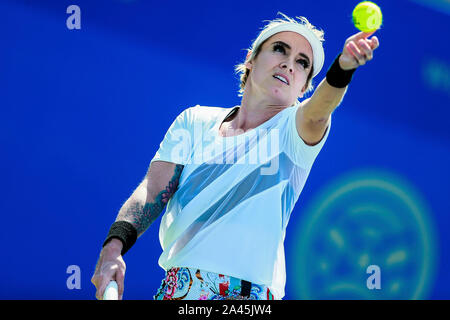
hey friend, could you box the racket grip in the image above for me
[103,280,119,300]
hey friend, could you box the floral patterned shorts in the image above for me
[153,267,275,300]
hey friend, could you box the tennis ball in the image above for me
[352,1,383,32]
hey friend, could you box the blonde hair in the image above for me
[235,12,325,98]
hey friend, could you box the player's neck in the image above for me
[237,88,288,130]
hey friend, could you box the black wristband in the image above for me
[103,221,138,256]
[326,53,356,88]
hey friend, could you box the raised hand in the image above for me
[339,31,380,70]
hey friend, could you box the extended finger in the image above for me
[115,272,125,300]
[358,39,373,60]
[361,30,376,39]
[347,41,366,65]
[348,30,376,43]
[91,274,103,300]
[368,36,380,50]
[91,274,98,287]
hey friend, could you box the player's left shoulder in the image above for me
[295,100,331,146]
[188,105,232,126]
[190,105,228,115]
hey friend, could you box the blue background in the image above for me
[1,0,449,299]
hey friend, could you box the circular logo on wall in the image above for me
[290,169,437,299]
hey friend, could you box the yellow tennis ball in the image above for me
[352,1,383,32]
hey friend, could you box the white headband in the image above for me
[250,23,325,78]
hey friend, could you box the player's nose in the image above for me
[280,61,293,73]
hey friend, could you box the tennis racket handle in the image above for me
[103,280,119,300]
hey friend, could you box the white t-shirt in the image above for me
[150,102,331,299]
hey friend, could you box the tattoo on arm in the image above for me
[120,164,184,236]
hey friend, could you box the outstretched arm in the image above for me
[296,31,380,145]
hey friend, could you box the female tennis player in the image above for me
[91,12,379,300]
